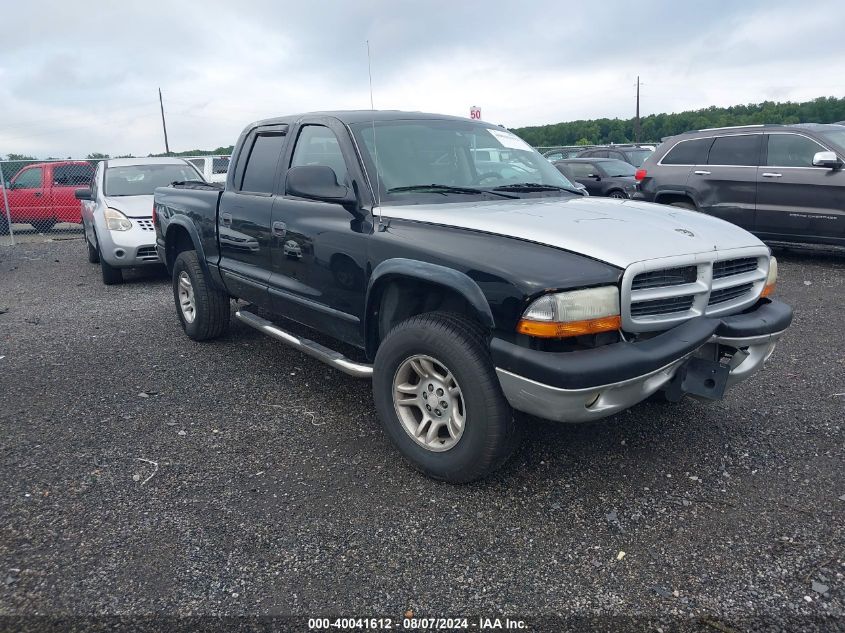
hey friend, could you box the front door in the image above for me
[269,119,371,346]
[755,132,845,244]
[566,161,603,196]
[217,128,288,304]
[689,133,761,229]
[8,166,47,224]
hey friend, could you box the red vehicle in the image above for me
[1,161,94,234]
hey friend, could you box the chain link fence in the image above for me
[0,156,231,247]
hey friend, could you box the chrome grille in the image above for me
[709,282,754,306]
[631,295,695,317]
[713,257,757,279]
[136,246,159,261]
[631,266,697,290]
[621,249,769,332]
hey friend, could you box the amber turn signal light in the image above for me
[517,315,622,339]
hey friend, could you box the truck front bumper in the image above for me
[491,299,792,423]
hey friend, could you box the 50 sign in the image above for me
[470,106,482,120]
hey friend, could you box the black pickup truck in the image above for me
[154,111,792,483]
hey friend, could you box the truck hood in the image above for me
[378,197,765,268]
[103,195,153,218]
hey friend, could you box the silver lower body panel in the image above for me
[496,331,784,423]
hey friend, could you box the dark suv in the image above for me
[635,124,845,247]
[576,145,654,167]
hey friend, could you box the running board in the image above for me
[235,309,373,379]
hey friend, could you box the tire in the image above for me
[372,311,519,483]
[100,256,123,285]
[86,228,100,264]
[172,250,230,341]
[668,200,697,211]
[38,219,57,233]
[0,215,8,236]
[608,190,627,199]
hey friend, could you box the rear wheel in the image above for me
[372,312,519,483]
[608,190,627,199]
[172,250,230,341]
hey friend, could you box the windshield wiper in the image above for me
[491,182,577,193]
[387,184,517,199]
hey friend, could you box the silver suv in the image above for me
[634,124,845,247]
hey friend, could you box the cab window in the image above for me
[13,167,43,189]
[707,134,762,166]
[240,133,286,194]
[291,126,348,185]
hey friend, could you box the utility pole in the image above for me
[634,76,642,143]
[158,88,171,155]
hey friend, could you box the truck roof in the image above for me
[249,110,483,128]
[107,157,192,167]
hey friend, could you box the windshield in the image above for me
[816,129,845,153]
[105,163,202,196]
[600,159,637,177]
[351,120,578,202]
[626,149,653,167]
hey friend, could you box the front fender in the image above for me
[367,258,495,329]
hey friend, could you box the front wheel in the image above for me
[100,256,123,285]
[372,312,519,483]
[0,215,9,236]
[172,250,230,341]
[86,227,100,264]
[608,190,627,199]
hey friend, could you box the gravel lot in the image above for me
[1,238,843,632]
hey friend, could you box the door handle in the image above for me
[693,170,711,175]
[221,212,232,226]
[272,221,287,237]
[761,172,782,178]
[34,192,43,197]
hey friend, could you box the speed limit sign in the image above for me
[470,106,481,120]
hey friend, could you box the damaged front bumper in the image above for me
[491,299,792,423]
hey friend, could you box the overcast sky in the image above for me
[1,0,843,158]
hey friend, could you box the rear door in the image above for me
[217,126,288,304]
[8,166,47,223]
[268,117,370,346]
[690,133,761,229]
[755,132,845,244]
[50,163,94,223]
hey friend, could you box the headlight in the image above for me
[761,256,778,297]
[104,207,132,231]
[517,286,621,338]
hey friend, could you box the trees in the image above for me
[513,96,845,146]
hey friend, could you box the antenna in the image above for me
[366,40,382,219]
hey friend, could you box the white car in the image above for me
[185,155,229,183]
[75,158,203,284]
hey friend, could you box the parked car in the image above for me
[554,158,637,198]
[186,155,230,183]
[542,147,591,161]
[577,144,654,167]
[0,160,94,234]
[75,158,203,284]
[153,110,791,483]
[634,123,845,247]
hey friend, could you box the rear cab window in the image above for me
[240,133,287,194]
[52,163,94,186]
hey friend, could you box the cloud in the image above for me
[0,0,842,157]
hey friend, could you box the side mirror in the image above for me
[285,165,356,206]
[74,187,93,201]
[812,151,842,169]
